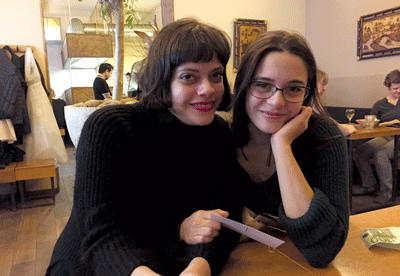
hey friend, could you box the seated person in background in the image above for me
[93,63,113,100]
[316,69,357,136]
[230,31,349,268]
[353,69,400,204]
[45,18,243,276]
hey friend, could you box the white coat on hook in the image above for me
[23,48,68,166]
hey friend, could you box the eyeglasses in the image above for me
[249,81,310,103]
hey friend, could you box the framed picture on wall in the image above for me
[357,6,400,60]
[233,18,267,71]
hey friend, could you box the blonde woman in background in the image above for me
[316,69,357,136]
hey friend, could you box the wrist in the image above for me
[271,136,291,152]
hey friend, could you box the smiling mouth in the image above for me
[260,110,284,119]
[191,102,215,112]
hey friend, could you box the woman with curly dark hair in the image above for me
[46,18,243,276]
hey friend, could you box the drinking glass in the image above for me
[345,109,355,124]
[364,115,376,130]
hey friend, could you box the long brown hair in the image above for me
[231,30,329,147]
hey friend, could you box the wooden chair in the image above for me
[15,159,58,208]
[0,163,17,211]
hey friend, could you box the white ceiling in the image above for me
[43,0,160,17]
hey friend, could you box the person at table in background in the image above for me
[353,69,400,204]
[230,31,349,268]
[45,18,243,276]
[93,62,113,100]
[123,72,131,97]
[316,69,357,136]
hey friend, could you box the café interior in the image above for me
[1,0,400,275]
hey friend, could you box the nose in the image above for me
[267,89,286,107]
[198,79,216,97]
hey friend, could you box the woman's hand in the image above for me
[338,123,357,136]
[379,119,400,127]
[131,258,211,276]
[180,257,211,276]
[180,209,228,244]
[270,106,314,218]
[271,106,312,146]
[131,266,162,276]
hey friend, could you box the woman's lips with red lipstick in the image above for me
[260,110,284,119]
[190,101,215,112]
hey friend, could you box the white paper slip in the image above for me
[210,213,285,249]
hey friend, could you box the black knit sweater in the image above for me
[242,117,349,268]
[46,103,242,275]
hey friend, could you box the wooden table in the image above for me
[347,126,400,211]
[219,205,400,276]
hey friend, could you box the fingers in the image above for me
[273,106,311,145]
[209,209,229,218]
[191,226,220,244]
[180,209,228,244]
[299,106,312,122]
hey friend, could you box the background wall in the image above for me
[3,0,400,107]
[306,0,400,108]
[0,0,48,84]
[174,0,307,88]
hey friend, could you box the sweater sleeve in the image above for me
[278,120,349,268]
[73,105,162,275]
[72,106,242,275]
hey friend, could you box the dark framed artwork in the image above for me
[357,6,400,60]
[233,18,267,71]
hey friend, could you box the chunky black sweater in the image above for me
[46,103,242,275]
[242,117,349,268]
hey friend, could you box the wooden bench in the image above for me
[15,159,58,208]
[0,163,17,211]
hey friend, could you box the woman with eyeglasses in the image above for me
[230,31,349,268]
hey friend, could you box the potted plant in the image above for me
[66,0,173,147]
[65,0,139,147]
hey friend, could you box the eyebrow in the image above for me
[252,77,306,86]
[176,65,225,74]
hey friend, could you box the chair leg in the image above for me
[9,182,16,211]
[18,181,25,207]
[50,177,56,205]
[55,167,60,192]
